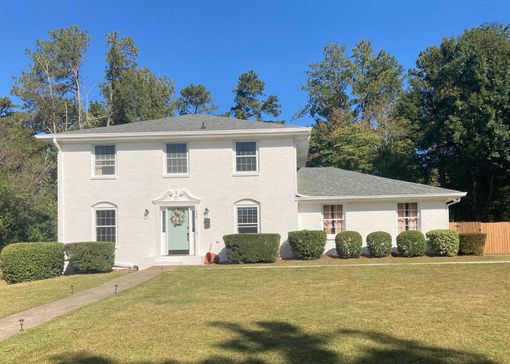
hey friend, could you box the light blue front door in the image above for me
[166,208,189,254]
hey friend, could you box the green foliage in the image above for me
[396,231,426,257]
[366,231,392,257]
[100,32,175,125]
[0,242,64,284]
[0,111,56,249]
[230,71,281,121]
[426,230,460,256]
[459,233,487,255]
[405,24,510,221]
[287,230,326,260]
[176,84,217,115]
[223,233,280,263]
[65,242,115,273]
[335,231,362,258]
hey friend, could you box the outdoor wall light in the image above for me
[204,208,209,216]
[144,209,150,218]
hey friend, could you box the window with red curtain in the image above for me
[397,203,418,232]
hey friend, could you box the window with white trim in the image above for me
[95,209,116,243]
[397,203,418,232]
[166,143,188,174]
[237,206,259,233]
[235,141,257,172]
[323,205,343,235]
[94,145,116,176]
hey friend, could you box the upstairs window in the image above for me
[235,142,257,173]
[166,143,188,174]
[323,205,343,235]
[398,203,418,232]
[95,209,116,243]
[94,145,116,176]
[237,206,259,233]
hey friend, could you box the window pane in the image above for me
[166,143,188,174]
[238,226,258,234]
[95,145,115,175]
[235,142,257,172]
[237,207,258,234]
[323,205,343,235]
[236,142,256,156]
[96,209,116,243]
[397,203,418,233]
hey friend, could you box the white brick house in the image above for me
[38,115,466,268]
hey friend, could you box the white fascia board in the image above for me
[36,127,312,142]
[296,192,467,202]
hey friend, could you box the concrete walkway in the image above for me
[0,266,171,341]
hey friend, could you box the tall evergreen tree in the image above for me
[11,25,89,133]
[176,84,217,115]
[230,70,281,120]
[100,32,175,125]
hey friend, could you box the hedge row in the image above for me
[0,241,116,284]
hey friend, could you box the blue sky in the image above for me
[1,0,509,126]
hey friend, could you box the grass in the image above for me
[0,271,126,318]
[0,260,508,363]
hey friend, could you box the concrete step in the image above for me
[153,255,204,266]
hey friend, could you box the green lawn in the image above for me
[0,260,508,363]
[0,271,126,318]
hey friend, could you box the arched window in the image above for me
[234,199,260,234]
[92,202,117,243]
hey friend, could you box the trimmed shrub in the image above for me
[335,231,362,258]
[396,231,426,257]
[0,242,64,284]
[223,233,280,263]
[459,232,487,255]
[426,230,460,256]
[366,231,392,258]
[65,242,116,273]
[288,230,326,260]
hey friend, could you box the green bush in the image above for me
[288,230,326,260]
[65,242,116,273]
[396,231,426,257]
[335,231,362,258]
[459,233,487,255]
[366,231,392,257]
[426,230,460,256]
[0,242,64,284]
[223,234,280,263]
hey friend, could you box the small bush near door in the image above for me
[0,242,65,284]
[223,233,280,263]
[396,231,426,257]
[288,230,326,260]
[65,242,115,273]
[335,231,362,258]
[426,230,460,256]
[366,231,392,257]
[459,232,487,255]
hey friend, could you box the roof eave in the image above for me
[295,192,467,202]
[36,127,312,142]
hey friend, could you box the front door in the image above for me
[166,208,190,254]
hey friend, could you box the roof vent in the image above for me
[201,121,206,129]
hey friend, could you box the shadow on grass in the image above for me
[50,321,497,364]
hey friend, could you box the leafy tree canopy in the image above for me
[176,84,217,115]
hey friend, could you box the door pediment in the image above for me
[152,190,201,207]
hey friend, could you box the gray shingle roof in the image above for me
[58,114,295,135]
[297,167,465,197]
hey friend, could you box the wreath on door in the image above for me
[171,209,185,226]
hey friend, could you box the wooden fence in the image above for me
[449,222,510,254]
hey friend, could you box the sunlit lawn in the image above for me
[0,260,508,363]
[0,271,126,318]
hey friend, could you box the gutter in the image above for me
[36,127,312,142]
[446,197,462,207]
[52,138,64,243]
[296,192,467,202]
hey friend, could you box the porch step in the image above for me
[153,255,204,266]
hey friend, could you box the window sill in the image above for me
[232,172,260,177]
[90,176,118,180]
[163,174,190,178]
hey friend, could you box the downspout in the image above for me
[446,198,461,226]
[52,138,64,243]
